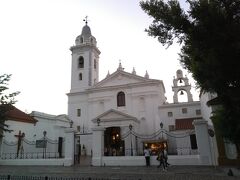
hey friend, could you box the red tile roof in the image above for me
[4,105,37,124]
[175,117,202,130]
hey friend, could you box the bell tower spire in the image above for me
[69,21,101,93]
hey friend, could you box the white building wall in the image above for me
[200,92,217,126]
[199,92,219,165]
[159,102,201,131]
[5,115,68,142]
[68,79,166,155]
[2,112,70,157]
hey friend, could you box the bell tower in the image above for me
[172,69,193,103]
[70,19,101,93]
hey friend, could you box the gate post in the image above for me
[92,126,105,166]
[64,127,75,166]
[193,119,212,165]
[0,136,3,157]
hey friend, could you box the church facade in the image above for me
[67,22,210,165]
[0,22,221,166]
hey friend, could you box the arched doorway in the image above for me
[104,127,125,156]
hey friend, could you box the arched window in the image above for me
[78,56,84,68]
[117,91,125,107]
[80,37,83,43]
[79,73,82,80]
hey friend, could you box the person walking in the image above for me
[163,148,170,167]
[144,147,151,166]
[157,150,167,171]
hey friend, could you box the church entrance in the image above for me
[104,127,124,156]
[143,140,168,156]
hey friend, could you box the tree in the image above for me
[0,74,20,134]
[140,0,240,144]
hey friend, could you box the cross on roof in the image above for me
[83,16,88,25]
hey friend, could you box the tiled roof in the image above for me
[175,117,202,130]
[4,105,37,124]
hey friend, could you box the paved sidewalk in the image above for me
[0,165,239,180]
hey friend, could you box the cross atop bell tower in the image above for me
[83,16,88,25]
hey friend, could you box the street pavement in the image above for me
[0,165,239,180]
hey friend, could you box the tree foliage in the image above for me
[140,0,240,143]
[0,74,20,133]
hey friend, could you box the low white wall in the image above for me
[101,155,201,166]
[168,155,201,165]
[0,158,73,166]
[0,155,201,166]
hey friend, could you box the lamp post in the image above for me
[129,124,133,156]
[70,120,73,128]
[43,131,47,158]
[160,122,163,129]
[160,122,163,140]
[97,118,100,126]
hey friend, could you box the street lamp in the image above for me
[43,131,47,158]
[97,118,100,126]
[129,124,133,156]
[160,122,163,140]
[129,124,133,131]
[160,122,163,129]
[70,120,73,128]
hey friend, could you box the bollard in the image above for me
[45,176,48,180]
[7,175,10,180]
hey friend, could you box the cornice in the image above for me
[70,44,101,54]
[159,101,200,108]
[67,80,163,96]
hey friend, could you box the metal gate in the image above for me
[120,123,197,156]
[1,133,64,159]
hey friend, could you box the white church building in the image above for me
[0,22,222,166]
[67,22,215,166]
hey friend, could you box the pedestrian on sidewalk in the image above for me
[144,146,151,166]
[157,150,167,171]
[163,148,170,167]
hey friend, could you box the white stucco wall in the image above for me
[158,102,201,131]
[199,92,217,126]
[2,112,70,157]
[68,77,166,156]
[199,92,219,165]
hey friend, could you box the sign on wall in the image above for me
[36,140,47,148]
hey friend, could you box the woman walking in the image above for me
[157,150,167,171]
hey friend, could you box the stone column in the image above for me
[193,119,212,165]
[64,128,75,166]
[92,126,105,166]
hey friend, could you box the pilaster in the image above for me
[92,126,105,166]
[193,119,212,165]
[64,128,75,166]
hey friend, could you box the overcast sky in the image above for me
[0,0,198,115]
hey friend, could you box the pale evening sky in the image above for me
[0,0,198,115]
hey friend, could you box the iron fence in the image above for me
[1,136,65,160]
[0,152,63,160]
[0,175,125,180]
[117,127,197,157]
